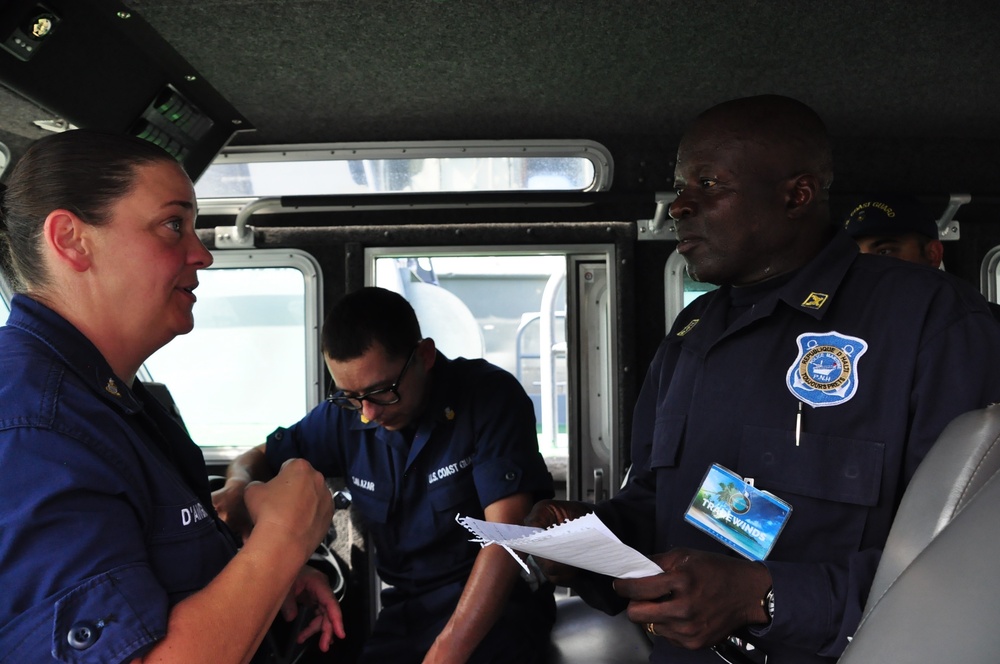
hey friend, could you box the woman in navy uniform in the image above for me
[0,130,344,663]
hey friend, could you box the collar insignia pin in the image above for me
[677,318,700,336]
[105,378,121,397]
[444,407,455,420]
[801,292,829,309]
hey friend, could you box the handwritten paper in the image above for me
[456,512,662,579]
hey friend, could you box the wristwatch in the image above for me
[764,588,775,622]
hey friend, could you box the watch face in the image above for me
[766,589,775,617]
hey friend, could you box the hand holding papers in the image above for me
[457,512,662,579]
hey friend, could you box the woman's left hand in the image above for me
[282,565,346,651]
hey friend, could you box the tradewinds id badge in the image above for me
[684,464,792,561]
[786,331,868,407]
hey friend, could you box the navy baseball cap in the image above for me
[843,194,938,240]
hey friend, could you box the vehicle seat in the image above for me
[547,594,652,664]
[838,404,1000,662]
[863,404,1000,606]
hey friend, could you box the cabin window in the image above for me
[142,250,322,459]
[371,253,569,466]
[366,247,619,501]
[0,270,12,325]
[663,250,718,328]
[193,140,612,203]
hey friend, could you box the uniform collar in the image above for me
[422,351,460,424]
[714,228,857,323]
[6,294,144,414]
[675,230,859,354]
[771,229,858,320]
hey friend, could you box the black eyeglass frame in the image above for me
[326,344,420,411]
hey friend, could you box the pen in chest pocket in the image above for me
[795,401,803,446]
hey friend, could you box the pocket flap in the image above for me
[740,425,884,506]
[430,478,477,512]
[649,415,686,469]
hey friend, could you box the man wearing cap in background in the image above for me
[844,194,1000,320]
[843,194,944,267]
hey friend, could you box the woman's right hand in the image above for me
[243,458,334,560]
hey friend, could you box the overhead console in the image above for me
[0,0,251,181]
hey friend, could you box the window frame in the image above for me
[981,245,1000,304]
[195,139,615,216]
[0,269,12,321]
[140,248,324,462]
[364,244,618,500]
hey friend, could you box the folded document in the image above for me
[456,512,662,579]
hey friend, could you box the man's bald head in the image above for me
[670,95,836,286]
[688,95,834,193]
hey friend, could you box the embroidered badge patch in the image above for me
[786,331,868,407]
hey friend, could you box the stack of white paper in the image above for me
[456,512,662,579]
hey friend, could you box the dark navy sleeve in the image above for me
[264,402,347,477]
[0,428,167,663]
[468,368,554,509]
[594,339,664,554]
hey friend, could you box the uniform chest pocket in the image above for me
[429,476,479,519]
[738,425,884,506]
[649,415,686,470]
[351,488,391,525]
[148,501,233,599]
[738,425,885,558]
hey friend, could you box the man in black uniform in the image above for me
[526,95,1000,663]
[843,193,943,267]
[843,193,1000,321]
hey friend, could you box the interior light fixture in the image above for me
[1,4,59,62]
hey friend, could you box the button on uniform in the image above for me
[67,621,101,650]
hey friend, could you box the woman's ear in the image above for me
[42,209,92,272]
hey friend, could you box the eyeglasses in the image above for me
[327,345,419,411]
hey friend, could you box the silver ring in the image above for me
[645,622,657,636]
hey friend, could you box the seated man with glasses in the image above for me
[214,286,556,664]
